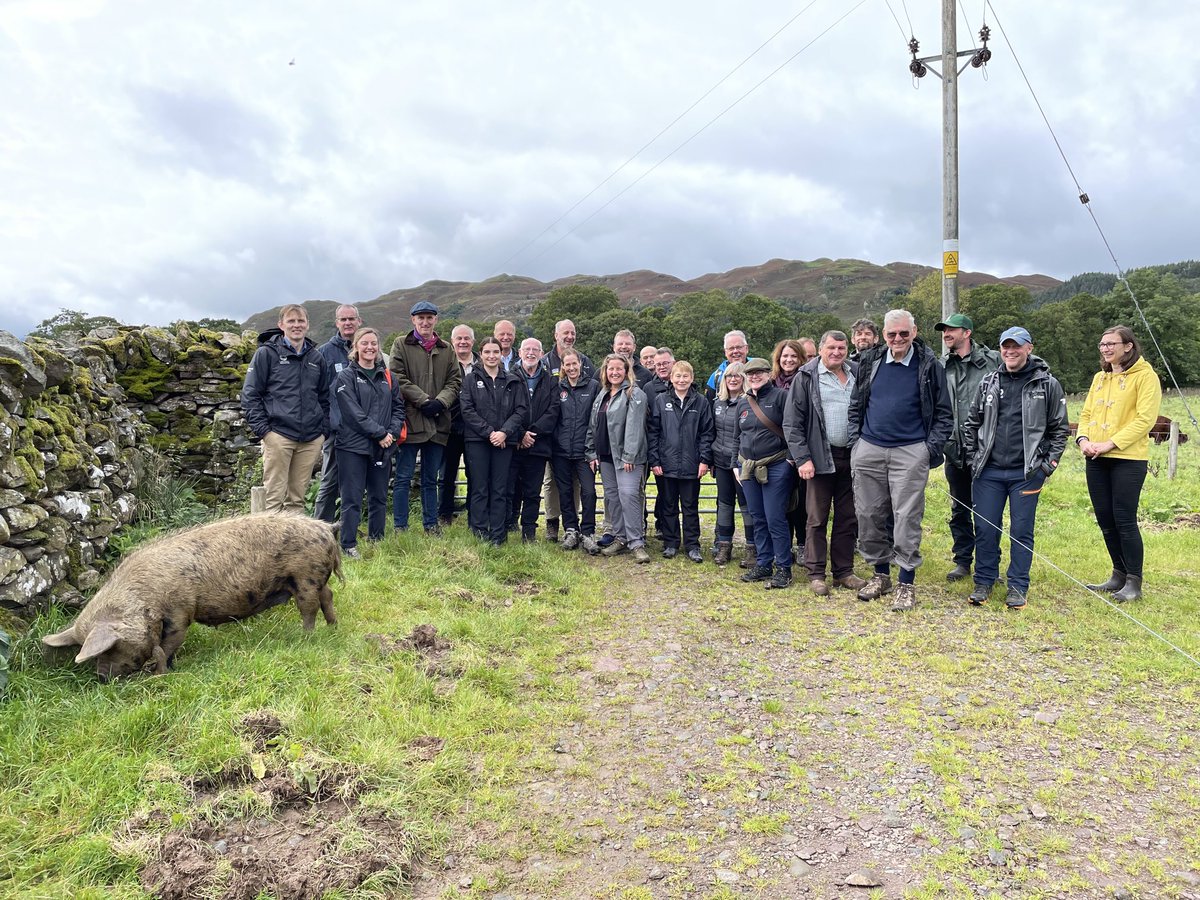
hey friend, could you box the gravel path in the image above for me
[413,554,1200,899]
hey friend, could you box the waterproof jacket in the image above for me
[962,356,1070,479]
[242,329,330,442]
[459,366,528,446]
[389,331,462,446]
[513,361,560,459]
[647,387,715,478]
[1076,356,1163,461]
[847,339,953,468]
[633,361,655,387]
[317,332,353,433]
[586,385,649,467]
[334,362,406,457]
[942,340,1001,467]
[553,376,600,459]
[783,357,859,475]
[732,382,790,463]
[710,395,745,470]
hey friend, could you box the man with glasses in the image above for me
[848,309,952,610]
[705,330,749,399]
[313,304,362,522]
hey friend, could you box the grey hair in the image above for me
[883,309,916,331]
[819,330,849,348]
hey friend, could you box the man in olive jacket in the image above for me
[937,313,1001,582]
[389,301,462,532]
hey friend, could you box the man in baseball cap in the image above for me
[936,311,1000,584]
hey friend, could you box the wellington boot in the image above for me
[1112,574,1142,603]
[1085,570,1126,592]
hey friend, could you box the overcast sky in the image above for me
[2,0,1196,338]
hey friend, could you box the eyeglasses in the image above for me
[725,375,744,380]
[885,330,911,339]
[1097,341,1127,349]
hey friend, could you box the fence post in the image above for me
[1168,421,1180,480]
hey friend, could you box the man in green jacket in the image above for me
[936,313,1001,582]
[389,301,463,533]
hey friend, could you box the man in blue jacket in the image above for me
[313,304,362,523]
[241,304,330,513]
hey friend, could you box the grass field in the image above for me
[0,394,1195,898]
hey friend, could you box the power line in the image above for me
[985,0,1197,428]
[881,0,911,44]
[493,2,824,274]
[523,0,870,268]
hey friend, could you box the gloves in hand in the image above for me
[419,399,445,417]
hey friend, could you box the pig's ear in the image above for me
[75,623,120,663]
[42,625,79,648]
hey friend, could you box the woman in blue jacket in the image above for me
[459,337,528,545]
[334,327,406,557]
[648,361,715,562]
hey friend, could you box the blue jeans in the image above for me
[393,441,445,531]
[972,465,1046,593]
[741,460,795,569]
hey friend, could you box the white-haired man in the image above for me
[848,309,952,610]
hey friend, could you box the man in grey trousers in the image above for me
[848,309,952,610]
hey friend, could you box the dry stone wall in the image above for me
[0,325,261,621]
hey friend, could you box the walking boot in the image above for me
[741,564,773,583]
[545,518,560,542]
[1085,570,1126,592]
[739,545,757,569]
[1112,575,1142,603]
[766,566,793,589]
[714,541,733,566]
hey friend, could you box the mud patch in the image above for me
[409,735,446,761]
[504,576,546,596]
[366,624,452,656]
[137,767,410,900]
[236,710,285,752]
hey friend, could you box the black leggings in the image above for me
[1085,457,1149,578]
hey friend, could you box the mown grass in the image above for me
[0,527,608,898]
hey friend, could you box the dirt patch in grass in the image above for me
[135,715,412,899]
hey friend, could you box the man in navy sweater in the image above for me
[847,309,952,610]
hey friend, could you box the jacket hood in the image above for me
[257,327,284,345]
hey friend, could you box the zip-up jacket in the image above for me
[942,340,1001,467]
[1076,356,1163,461]
[586,385,648,466]
[784,357,859,475]
[847,339,953,468]
[710,396,744,470]
[334,362,406,457]
[241,329,330,442]
[459,367,528,445]
[389,331,462,446]
[962,356,1069,479]
[449,354,480,436]
[732,382,790,463]
[514,362,560,459]
[553,376,600,459]
[317,332,353,433]
[647,387,715,478]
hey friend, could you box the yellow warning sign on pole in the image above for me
[943,250,959,277]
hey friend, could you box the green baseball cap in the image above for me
[935,313,974,331]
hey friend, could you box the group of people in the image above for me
[241,300,1162,606]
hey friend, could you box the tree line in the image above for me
[428,266,1199,395]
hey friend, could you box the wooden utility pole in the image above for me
[908,1,991,325]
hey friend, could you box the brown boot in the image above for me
[714,541,732,566]
[739,545,757,569]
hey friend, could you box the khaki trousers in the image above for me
[261,432,324,514]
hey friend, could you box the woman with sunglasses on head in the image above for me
[710,362,757,566]
[772,339,810,563]
[1076,326,1162,602]
[733,357,796,589]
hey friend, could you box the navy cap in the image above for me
[999,326,1032,346]
[410,300,439,316]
